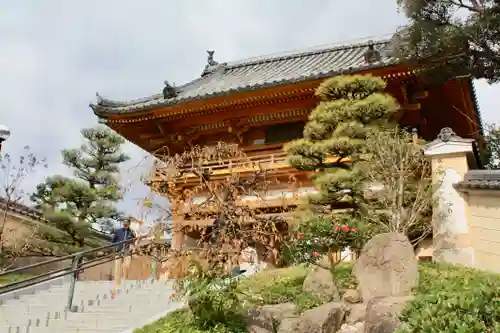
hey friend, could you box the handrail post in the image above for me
[66,253,81,313]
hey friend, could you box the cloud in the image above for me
[0,0,498,222]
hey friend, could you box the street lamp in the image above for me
[0,124,11,153]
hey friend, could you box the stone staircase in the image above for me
[0,280,182,333]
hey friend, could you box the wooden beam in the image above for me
[403,103,421,111]
[412,91,429,100]
[177,212,296,227]
[157,124,166,135]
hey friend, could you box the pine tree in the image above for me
[285,75,398,211]
[283,74,399,266]
[394,0,500,83]
[31,127,129,248]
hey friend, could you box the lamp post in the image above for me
[0,124,11,153]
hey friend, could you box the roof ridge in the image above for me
[90,33,396,113]
[226,35,392,68]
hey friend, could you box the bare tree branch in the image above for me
[129,142,291,278]
[0,146,47,271]
[361,128,434,243]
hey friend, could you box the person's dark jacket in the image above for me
[112,227,135,252]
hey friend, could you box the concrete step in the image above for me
[21,327,125,333]
[0,280,180,333]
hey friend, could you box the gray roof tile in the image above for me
[455,170,500,190]
[91,37,395,114]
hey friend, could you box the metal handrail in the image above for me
[0,236,153,312]
[0,238,135,279]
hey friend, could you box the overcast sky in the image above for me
[1,0,498,222]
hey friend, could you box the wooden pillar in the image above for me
[170,198,185,250]
[424,127,477,266]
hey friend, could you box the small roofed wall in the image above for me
[455,170,500,274]
[424,129,500,274]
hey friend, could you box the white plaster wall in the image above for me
[341,247,354,262]
[435,168,469,234]
[432,167,475,267]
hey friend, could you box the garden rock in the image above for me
[343,289,362,303]
[278,302,344,333]
[364,296,413,333]
[247,303,296,333]
[277,318,298,333]
[354,232,418,301]
[338,322,365,333]
[303,266,340,302]
[240,246,260,276]
[345,303,366,324]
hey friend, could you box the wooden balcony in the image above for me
[148,148,294,185]
[147,145,347,188]
[179,194,310,215]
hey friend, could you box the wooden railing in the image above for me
[147,148,350,185]
[148,150,293,184]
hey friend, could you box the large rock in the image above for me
[343,289,362,304]
[354,232,418,301]
[303,267,340,302]
[364,296,413,333]
[278,302,344,333]
[247,303,296,333]
[277,318,298,333]
[240,246,260,276]
[338,322,365,333]
[345,303,366,324]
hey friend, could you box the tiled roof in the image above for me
[91,37,396,115]
[0,196,45,221]
[455,170,500,190]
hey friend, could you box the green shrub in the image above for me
[331,262,357,293]
[237,266,309,306]
[398,262,500,333]
[173,262,245,329]
[281,214,370,267]
[133,309,247,333]
[294,292,322,313]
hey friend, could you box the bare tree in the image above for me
[361,128,434,244]
[0,145,47,271]
[149,142,289,277]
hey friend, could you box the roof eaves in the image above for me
[455,170,500,191]
[454,180,500,191]
[92,58,399,117]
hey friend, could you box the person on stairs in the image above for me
[111,220,136,291]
